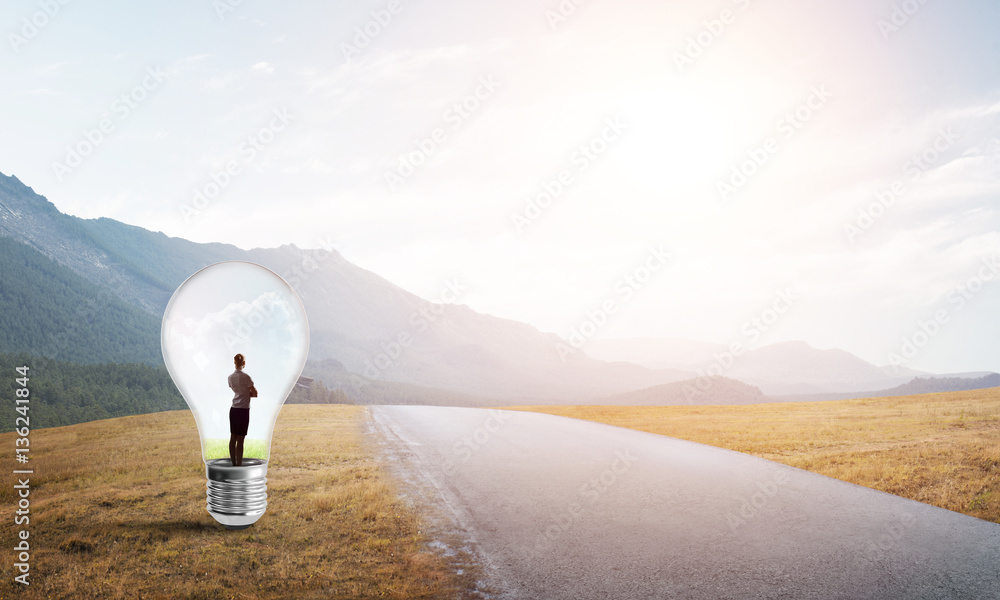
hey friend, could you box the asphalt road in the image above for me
[369,405,1000,600]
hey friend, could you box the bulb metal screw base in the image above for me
[205,458,268,530]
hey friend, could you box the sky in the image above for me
[2,0,999,373]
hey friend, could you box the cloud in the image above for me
[252,61,275,74]
[13,88,63,96]
[205,72,241,91]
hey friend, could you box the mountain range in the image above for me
[583,338,992,395]
[1,170,995,406]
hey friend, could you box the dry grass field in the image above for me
[0,405,476,600]
[511,387,1000,524]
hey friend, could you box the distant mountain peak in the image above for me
[0,170,60,215]
[757,340,814,350]
[584,336,927,395]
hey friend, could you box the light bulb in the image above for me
[160,261,309,529]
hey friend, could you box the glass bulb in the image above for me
[160,261,310,529]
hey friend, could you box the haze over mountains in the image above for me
[1,171,995,406]
[584,338,994,396]
[0,172,691,403]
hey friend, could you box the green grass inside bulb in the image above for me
[203,438,269,460]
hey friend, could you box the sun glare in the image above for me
[613,87,738,195]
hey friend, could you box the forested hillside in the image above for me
[0,236,162,364]
[878,373,1000,397]
[0,352,184,431]
[0,352,353,432]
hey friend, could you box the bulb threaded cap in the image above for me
[205,458,268,529]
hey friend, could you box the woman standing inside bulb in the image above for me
[228,353,256,467]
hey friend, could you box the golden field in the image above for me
[0,405,475,600]
[510,387,1000,524]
